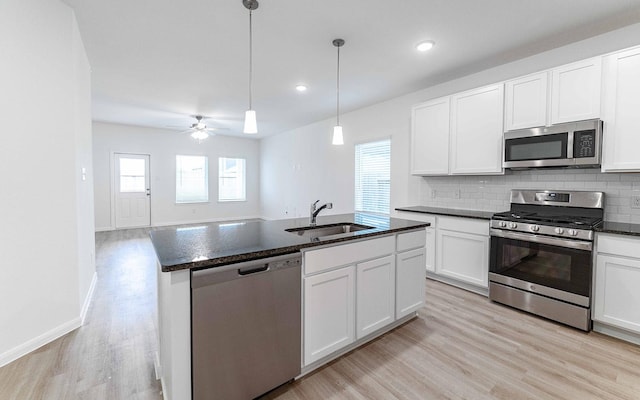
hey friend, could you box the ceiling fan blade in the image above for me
[205,127,228,132]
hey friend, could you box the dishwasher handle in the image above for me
[192,253,302,288]
[238,264,269,276]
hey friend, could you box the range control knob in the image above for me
[499,221,507,228]
[555,227,564,234]
[568,229,578,236]
[508,222,517,229]
[530,225,540,232]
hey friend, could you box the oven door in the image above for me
[489,229,592,306]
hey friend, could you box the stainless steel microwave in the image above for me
[503,119,603,169]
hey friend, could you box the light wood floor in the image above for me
[0,229,162,400]
[2,228,640,400]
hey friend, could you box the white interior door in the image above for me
[114,153,150,228]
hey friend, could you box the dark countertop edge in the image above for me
[160,223,430,273]
[395,206,494,220]
[595,222,640,237]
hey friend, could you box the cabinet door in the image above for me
[550,57,601,124]
[411,97,450,175]
[304,266,355,366]
[396,247,426,319]
[594,254,640,333]
[504,72,549,130]
[436,229,489,288]
[356,255,395,339]
[425,227,435,272]
[450,84,504,175]
[601,47,640,172]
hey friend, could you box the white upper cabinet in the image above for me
[601,46,640,172]
[411,97,450,175]
[504,72,549,131]
[450,84,505,175]
[550,57,602,124]
[503,57,602,131]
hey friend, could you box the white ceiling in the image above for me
[62,0,640,139]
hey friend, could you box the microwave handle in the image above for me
[567,131,574,159]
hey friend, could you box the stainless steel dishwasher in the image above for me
[191,253,301,400]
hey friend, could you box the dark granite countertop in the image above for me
[150,213,430,272]
[596,221,640,237]
[395,206,495,220]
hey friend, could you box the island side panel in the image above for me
[157,262,191,400]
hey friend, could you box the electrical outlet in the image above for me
[632,195,640,209]
[454,189,461,199]
[431,189,436,199]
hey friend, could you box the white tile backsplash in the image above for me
[418,168,640,222]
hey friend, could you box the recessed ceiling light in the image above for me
[416,40,435,52]
[295,84,308,92]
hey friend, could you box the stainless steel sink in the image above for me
[285,223,375,239]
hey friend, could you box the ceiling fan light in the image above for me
[243,109,257,134]
[191,130,209,140]
[332,125,344,145]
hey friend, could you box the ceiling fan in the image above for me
[177,115,227,140]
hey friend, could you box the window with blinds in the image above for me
[355,139,391,214]
[176,155,209,203]
[218,157,246,202]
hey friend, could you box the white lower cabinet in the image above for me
[304,265,355,365]
[435,217,489,288]
[425,227,435,272]
[356,255,395,339]
[396,247,426,319]
[303,230,426,367]
[594,234,640,334]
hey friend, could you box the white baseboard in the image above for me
[96,215,265,233]
[80,272,98,325]
[0,317,81,368]
[151,215,263,228]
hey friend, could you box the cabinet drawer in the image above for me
[304,235,394,275]
[397,229,426,252]
[597,234,640,259]
[438,216,488,236]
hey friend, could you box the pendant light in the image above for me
[332,38,345,145]
[243,0,259,134]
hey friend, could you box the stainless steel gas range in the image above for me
[489,189,604,331]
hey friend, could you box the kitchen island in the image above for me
[150,213,430,400]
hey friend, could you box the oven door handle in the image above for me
[490,228,592,251]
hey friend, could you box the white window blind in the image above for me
[218,157,246,202]
[355,139,391,214]
[176,155,208,203]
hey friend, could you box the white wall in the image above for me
[93,122,261,230]
[260,22,640,221]
[0,0,95,367]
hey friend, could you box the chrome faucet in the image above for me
[309,200,333,226]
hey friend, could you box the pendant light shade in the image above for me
[332,38,345,145]
[332,125,344,145]
[243,0,259,134]
[243,109,257,134]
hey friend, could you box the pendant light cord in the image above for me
[248,10,253,110]
[336,44,340,126]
